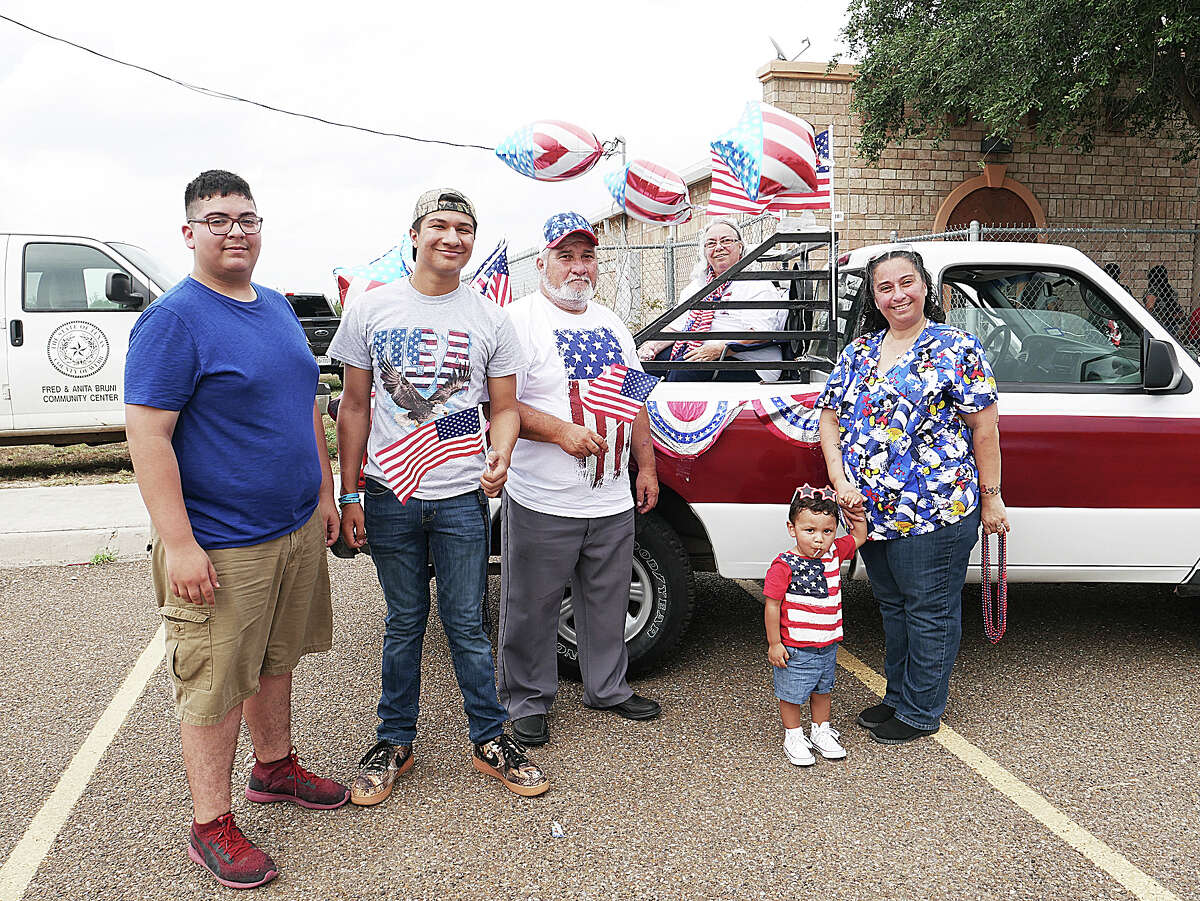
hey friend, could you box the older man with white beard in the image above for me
[496,212,661,747]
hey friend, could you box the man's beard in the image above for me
[541,271,594,311]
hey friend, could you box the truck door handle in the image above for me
[9,319,22,347]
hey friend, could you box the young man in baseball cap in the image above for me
[329,188,548,804]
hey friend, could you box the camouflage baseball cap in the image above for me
[411,188,477,229]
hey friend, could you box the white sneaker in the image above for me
[809,722,847,759]
[783,728,815,766]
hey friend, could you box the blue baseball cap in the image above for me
[543,211,598,249]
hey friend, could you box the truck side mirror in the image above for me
[106,271,146,309]
[1143,336,1182,392]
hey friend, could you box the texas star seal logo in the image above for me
[47,320,109,378]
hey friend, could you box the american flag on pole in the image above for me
[471,240,512,307]
[374,405,486,503]
[580,364,659,423]
[707,129,833,217]
[554,327,633,487]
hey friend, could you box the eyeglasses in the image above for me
[703,236,742,250]
[187,215,264,235]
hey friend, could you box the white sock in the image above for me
[785,726,805,740]
[812,721,829,731]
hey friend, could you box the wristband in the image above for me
[338,492,361,506]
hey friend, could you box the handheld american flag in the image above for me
[471,240,512,307]
[580,364,659,423]
[374,405,486,503]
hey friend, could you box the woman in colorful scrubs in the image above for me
[816,247,1009,745]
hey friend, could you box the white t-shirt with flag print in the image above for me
[504,292,644,518]
[327,278,524,500]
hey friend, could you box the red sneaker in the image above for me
[188,813,278,889]
[246,748,350,810]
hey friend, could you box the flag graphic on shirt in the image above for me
[375,405,486,503]
[780,550,845,646]
[580,364,659,423]
[554,327,632,487]
[471,240,512,307]
[372,327,472,424]
[707,128,833,217]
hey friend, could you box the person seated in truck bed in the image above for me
[637,218,786,382]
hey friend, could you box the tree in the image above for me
[841,0,1200,162]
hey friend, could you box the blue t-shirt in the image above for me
[125,277,322,549]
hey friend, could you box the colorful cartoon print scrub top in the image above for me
[815,324,998,541]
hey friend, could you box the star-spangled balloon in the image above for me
[604,159,692,225]
[711,101,820,203]
[333,235,414,305]
[495,119,603,182]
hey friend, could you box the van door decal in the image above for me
[46,320,109,378]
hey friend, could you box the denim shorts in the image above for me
[773,643,837,704]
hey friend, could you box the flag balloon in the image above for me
[333,235,414,306]
[495,119,603,182]
[711,101,819,203]
[604,159,692,225]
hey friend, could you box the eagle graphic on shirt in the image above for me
[371,327,471,425]
[553,326,632,488]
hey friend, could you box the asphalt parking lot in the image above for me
[1,560,1197,901]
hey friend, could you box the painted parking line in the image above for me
[0,625,165,901]
[836,646,1182,901]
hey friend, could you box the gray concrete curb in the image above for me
[0,484,150,568]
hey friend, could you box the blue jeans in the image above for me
[858,508,980,730]
[363,479,508,746]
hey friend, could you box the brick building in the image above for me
[590,60,1200,329]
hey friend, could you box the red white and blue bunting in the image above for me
[750,393,821,447]
[646,399,746,458]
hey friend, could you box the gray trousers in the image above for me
[497,493,635,718]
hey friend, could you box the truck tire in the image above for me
[556,512,695,678]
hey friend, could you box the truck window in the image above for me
[23,243,147,313]
[941,266,1144,387]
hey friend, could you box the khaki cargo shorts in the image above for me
[153,509,333,726]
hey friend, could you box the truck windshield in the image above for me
[107,242,181,295]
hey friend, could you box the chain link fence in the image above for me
[895,222,1200,347]
[509,214,796,330]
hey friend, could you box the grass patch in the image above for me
[0,442,135,488]
[90,550,118,565]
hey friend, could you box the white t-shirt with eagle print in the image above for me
[328,278,524,500]
[503,291,644,519]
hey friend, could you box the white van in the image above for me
[0,234,175,446]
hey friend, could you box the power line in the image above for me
[0,12,497,152]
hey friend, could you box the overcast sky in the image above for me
[0,1,850,295]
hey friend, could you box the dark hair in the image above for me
[789,494,839,522]
[858,248,945,336]
[184,170,254,216]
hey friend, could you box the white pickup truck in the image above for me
[573,239,1200,675]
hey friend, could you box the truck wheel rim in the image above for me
[558,556,653,646]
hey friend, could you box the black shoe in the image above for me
[856,702,896,730]
[587,693,661,721]
[869,717,939,745]
[511,714,548,746]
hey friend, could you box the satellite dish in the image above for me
[769,36,811,62]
